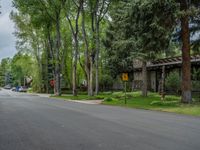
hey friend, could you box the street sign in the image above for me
[122,73,128,104]
[50,80,55,87]
[122,73,128,81]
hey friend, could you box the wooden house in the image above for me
[133,55,200,92]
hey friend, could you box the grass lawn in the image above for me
[53,91,200,116]
[102,91,200,116]
[52,94,105,100]
[162,106,200,116]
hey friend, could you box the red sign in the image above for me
[50,80,55,87]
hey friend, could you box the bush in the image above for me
[100,74,114,91]
[165,71,181,94]
[27,88,33,93]
[111,92,134,99]
[192,68,200,90]
[126,93,134,98]
[102,91,113,95]
[104,97,116,102]
[150,100,179,107]
[95,96,105,99]
[192,81,200,90]
[165,95,180,101]
[112,92,124,98]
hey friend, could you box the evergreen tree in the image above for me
[178,0,200,103]
[105,0,177,96]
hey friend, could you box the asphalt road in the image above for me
[0,89,200,150]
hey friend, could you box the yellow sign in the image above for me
[122,73,128,81]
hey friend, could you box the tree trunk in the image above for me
[142,61,148,97]
[90,7,96,96]
[35,40,43,93]
[81,4,91,96]
[95,22,100,95]
[66,1,82,96]
[89,59,94,96]
[47,26,56,94]
[70,47,73,90]
[73,38,78,96]
[180,0,192,103]
[161,65,165,100]
[55,13,61,96]
[45,41,49,94]
[87,68,90,96]
[92,0,110,95]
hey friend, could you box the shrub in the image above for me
[165,71,181,94]
[95,96,105,99]
[112,92,133,99]
[192,68,200,90]
[192,81,200,90]
[100,74,114,91]
[104,97,114,102]
[126,93,134,98]
[165,95,180,101]
[27,88,33,93]
[150,100,179,107]
[112,92,124,98]
[102,92,113,95]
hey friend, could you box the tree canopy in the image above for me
[0,0,199,103]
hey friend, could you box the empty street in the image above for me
[0,89,200,150]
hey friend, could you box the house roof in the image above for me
[149,55,200,67]
[133,55,200,70]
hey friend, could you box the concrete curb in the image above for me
[66,100,103,105]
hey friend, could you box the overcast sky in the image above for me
[0,0,16,60]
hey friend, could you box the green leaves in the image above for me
[104,0,178,77]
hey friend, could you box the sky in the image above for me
[0,0,16,60]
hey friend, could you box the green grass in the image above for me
[53,91,200,116]
[52,94,105,100]
[161,105,200,116]
[102,91,200,116]
[103,92,179,109]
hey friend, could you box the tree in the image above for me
[179,0,192,103]
[190,2,200,53]
[0,58,12,86]
[63,0,83,96]
[10,10,44,92]
[12,0,67,95]
[11,53,34,87]
[80,0,92,95]
[178,0,200,103]
[167,0,200,103]
[105,0,177,96]
[88,0,111,95]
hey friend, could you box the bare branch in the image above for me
[99,1,111,23]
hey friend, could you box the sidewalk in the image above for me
[28,92,51,98]
[67,100,103,105]
[30,93,103,105]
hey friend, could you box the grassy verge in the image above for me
[102,91,200,116]
[53,91,200,116]
[52,94,105,101]
[160,105,200,116]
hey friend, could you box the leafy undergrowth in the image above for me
[53,91,200,116]
[162,105,200,116]
[102,91,200,116]
[103,92,179,108]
